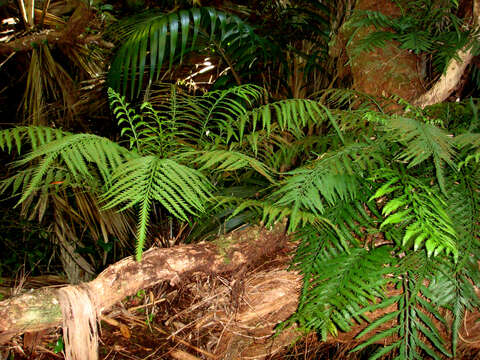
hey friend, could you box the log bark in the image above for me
[0,225,288,343]
[2,225,480,358]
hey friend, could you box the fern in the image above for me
[0,126,68,155]
[370,168,458,259]
[238,98,344,144]
[353,254,451,360]
[102,156,211,260]
[290,245,393,341]
[188,149,274,182]
[272,142,381,224]
[8,133,131,202]
[384,115,456,192]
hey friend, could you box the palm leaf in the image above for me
[108,7,263,97]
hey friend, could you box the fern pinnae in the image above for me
[0,126,67,155]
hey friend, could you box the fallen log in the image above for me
[0,225,288,358]
[2,224,480,359]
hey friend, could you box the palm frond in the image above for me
[108,7,264,97]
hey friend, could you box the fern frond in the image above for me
[385,115,456,191]
[353,253,452,360]
[11,133,132,203]
[0,126,68,155]
[188,149,274,182]
[226,197,332,232]
[292,246,393,340]
[273,143,380,217]
[371,169,458,260]
[184,84,264,143]
[102,156,211,260]
[239,98,344,143]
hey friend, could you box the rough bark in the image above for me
[336,0,425,101]
[0,225,288,343]
[336,0,479,107]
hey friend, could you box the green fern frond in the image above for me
[12,133,132,203]
[354,255,451,360]
[0,126,68,155]
[189,149,274,182]
[292,246,393,340]
[239,98,344,143]
[184,84,264,143]
[371,169,458,260]
[385,115,456,191]
[314,88,385,112]
[102,156,211,260]
[226,197,333,232]
[273,143,380,217]
[399,31,433,54]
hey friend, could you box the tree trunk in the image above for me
[334,0,479,105]
[335,0,425,101]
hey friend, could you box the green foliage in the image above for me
[2,79,480,359]
[371,169,457,259]
[102,157,211,259]
[108,7,273,97]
